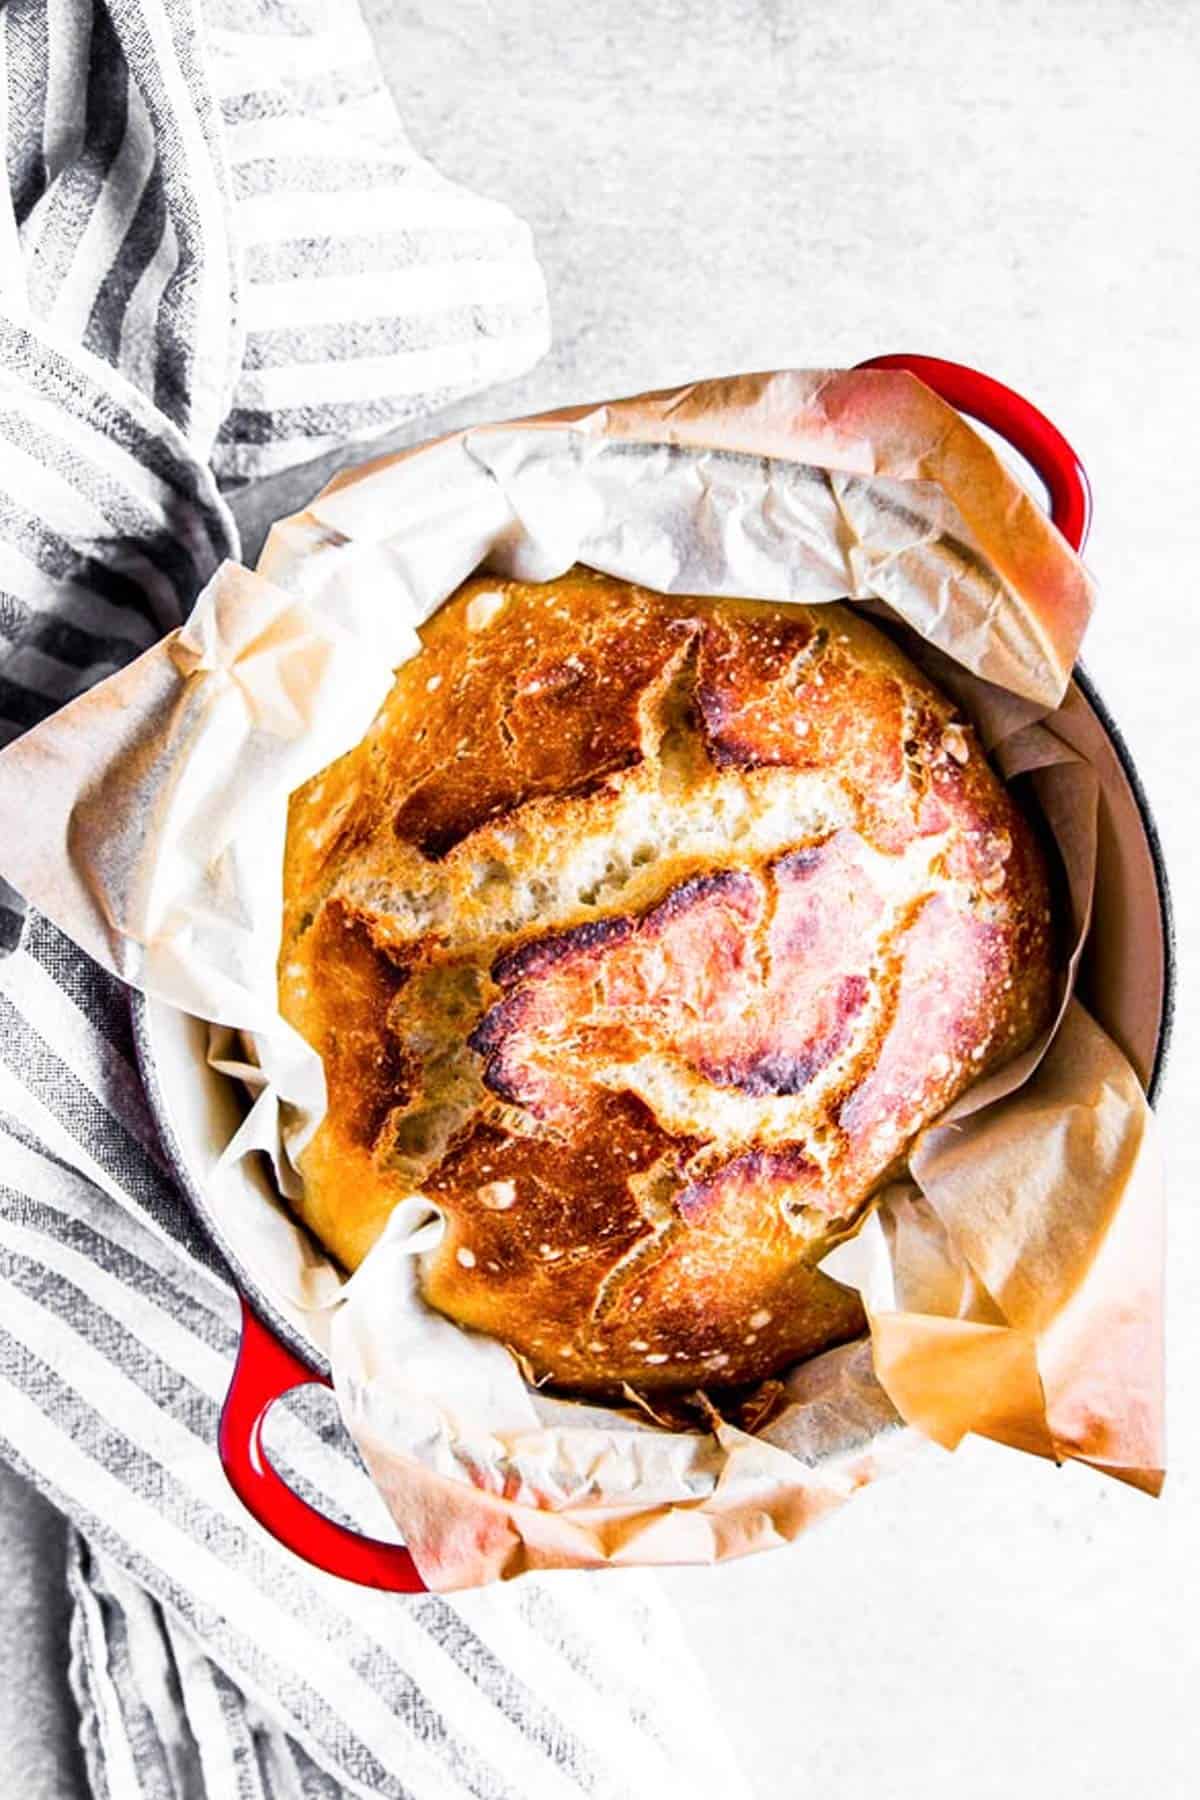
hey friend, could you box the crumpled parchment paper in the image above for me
[0,370,1163,1590]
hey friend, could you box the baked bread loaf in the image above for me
[280,568,1056,1398]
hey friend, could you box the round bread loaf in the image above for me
[280,568,1057,1398]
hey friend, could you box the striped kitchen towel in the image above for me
[0,3,751,1796]
[1,912,750,1800]
[0,0,550,780]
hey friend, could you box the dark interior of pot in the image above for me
[1068,671,1173,1103]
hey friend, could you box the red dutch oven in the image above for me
[133,354,1175,1594]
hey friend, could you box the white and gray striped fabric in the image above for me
[0,0,549,860]
[0,4,752,1797]
[1,914,749,1800]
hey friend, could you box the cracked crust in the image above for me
[280,567,1058,1400]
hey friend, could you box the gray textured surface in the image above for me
[4,2,1198,1795]
[0,1463,88,1798]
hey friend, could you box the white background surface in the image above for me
[2,2,1197,1795]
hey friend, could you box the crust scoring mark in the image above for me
[393,612,702,862]
[469,830,903,1136]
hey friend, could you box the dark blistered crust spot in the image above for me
[676,1145,819,1223]
[647,866,758,919]
[491,913,636,990]
[773,844,825,879]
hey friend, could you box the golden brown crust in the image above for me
[280,568,1057,1397]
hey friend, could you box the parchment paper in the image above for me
[0,370,1163,1590]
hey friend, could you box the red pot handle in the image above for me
[854,353,1092,553]
[218,1299,425,1591]
[218,354,1089,1592]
